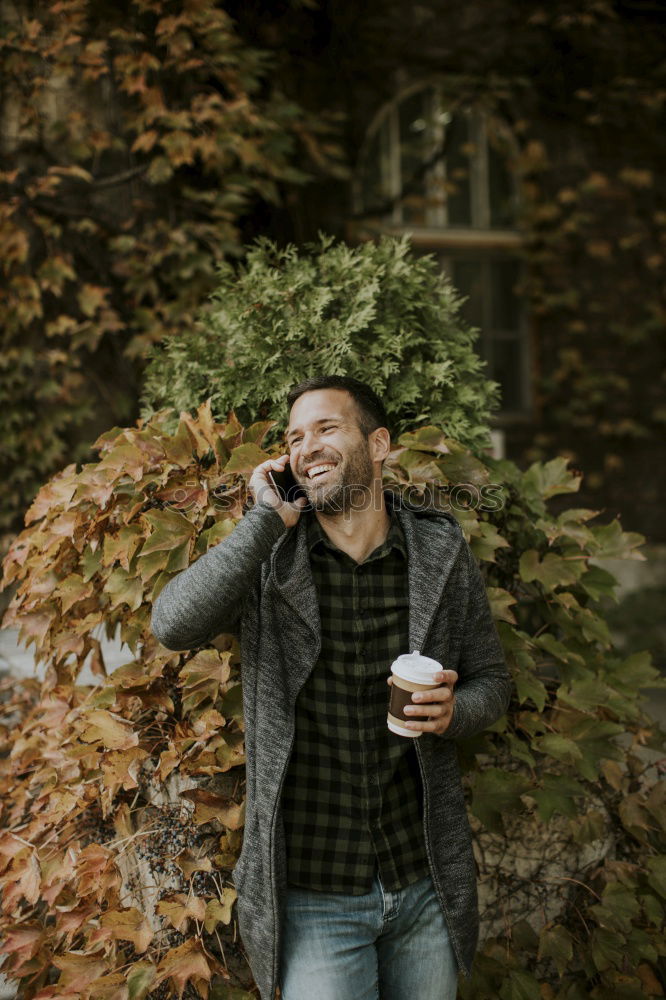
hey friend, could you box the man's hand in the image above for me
[248,454,307,528]
[387,670,458,735]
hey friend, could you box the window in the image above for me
[353,85,531,421]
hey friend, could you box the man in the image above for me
[151,375,512,1000]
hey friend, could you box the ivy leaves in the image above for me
[0,404,664,998]
[0,0,344,538]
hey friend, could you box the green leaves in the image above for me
[141,236,501,451]
[140,508,197,556]
[519,550,587,590]
[498,969,541,1000]
[538,924,574,975]
[530,773,585,823]
[470,768,532,833]
[522,457,581,502]
[646,856,666,898]
[224,443,271,474]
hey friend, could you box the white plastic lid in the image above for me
[390,649,443,684]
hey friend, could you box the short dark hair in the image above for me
[286,375,390,437]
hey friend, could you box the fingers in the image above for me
[249,456,290,500]
[403,698,452,718]
[248,455,305,527]
[435,670,458,686]
[404,716,451,734]
[409,685,455,706]
[403,693,456,735]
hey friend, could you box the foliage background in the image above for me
[0,0,664,996]
[0,0,344,540]
[228,0,666,543]
[0,403,664,999]
[1,0,664,543]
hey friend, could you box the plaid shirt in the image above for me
[280,510,431,893]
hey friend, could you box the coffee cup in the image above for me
[387,650,444,738]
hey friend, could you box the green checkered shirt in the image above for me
[281,509,431,893]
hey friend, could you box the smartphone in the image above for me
[268,462,307,502]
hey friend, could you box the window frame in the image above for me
[351,82,533,423]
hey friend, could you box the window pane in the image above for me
[492,338,525,411]
[399,91,429,224]
[446,113,472,227]
[488,140,516,228]
[490,258,521,331]
[360,130,382,212]
[451,258,483,330]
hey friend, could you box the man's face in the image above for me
[285,389,377,515]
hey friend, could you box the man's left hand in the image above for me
[387,670,458,735]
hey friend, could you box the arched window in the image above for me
[353,85,531,426]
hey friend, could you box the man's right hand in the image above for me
[248,455,307,528]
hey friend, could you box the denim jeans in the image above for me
[278,871,459,1000]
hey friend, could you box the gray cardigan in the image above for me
[151,495,512,999]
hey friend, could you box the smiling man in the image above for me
[151,375,512,1000]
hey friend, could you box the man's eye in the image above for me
[322,426,336,433]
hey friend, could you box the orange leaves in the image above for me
[157,891,206,932]
[131,128,159,154]
[0,923,45,977]
[98,907,153,953]
[78,709,139,750]
[173,847,213,879]
[180,789,245,830]
[102,524,145,572]
[180,400,229,460]
[156,886,237,937]
[180,649,232,716]
[1,409,294,994]
[51,951,110,993]
[56,573,94,614]
[100,747,149,795]
[13,606,57,651]
[203,888,237,930]
[0,844,41,911]
[161,418,198,468]
[99,442,155,484]
[153,938,218,998]
[74,844,121,904]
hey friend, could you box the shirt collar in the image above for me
[306,508,407,561]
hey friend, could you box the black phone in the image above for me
[268,463,307,502]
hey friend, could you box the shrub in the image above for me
[1,404,664,999]
[140,235,500,453]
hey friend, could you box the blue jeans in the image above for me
[278,871,459,1000]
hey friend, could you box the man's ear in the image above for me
[369,427,391,464]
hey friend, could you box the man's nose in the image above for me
[299,430,323,455]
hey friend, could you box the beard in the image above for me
[298,440,375,515]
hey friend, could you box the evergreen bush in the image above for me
[140,236,500,453]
